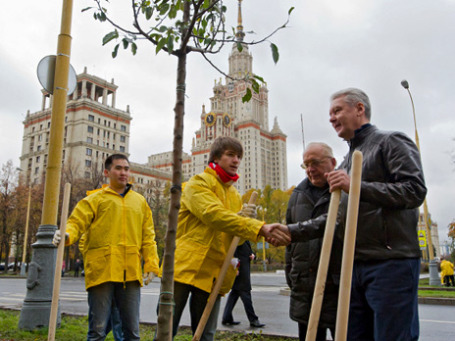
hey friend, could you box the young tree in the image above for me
[84,1,292,338]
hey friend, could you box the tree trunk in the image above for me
[156,2,190,340]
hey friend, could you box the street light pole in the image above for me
[19,0,74,329]
[401,80,440,285]
[20,185,32,277]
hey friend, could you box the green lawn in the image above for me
[0,309,296,341]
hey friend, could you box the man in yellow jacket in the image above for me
[171,136,290,340]
[53,154,160,340]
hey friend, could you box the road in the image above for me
[1,273,455,339]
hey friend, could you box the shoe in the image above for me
[222,320,240,326]
[250,320,265,328]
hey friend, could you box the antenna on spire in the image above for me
[301,114,306,152]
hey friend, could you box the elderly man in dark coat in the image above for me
[285,142,342,341]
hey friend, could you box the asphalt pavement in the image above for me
[1,272,455,340]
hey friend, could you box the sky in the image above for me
[1,0,455,245]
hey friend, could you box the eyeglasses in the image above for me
[301,156,331,170]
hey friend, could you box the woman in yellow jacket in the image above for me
[170,137,289,341]
[53,154,160,340]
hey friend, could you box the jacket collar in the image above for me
[349,123,376,148]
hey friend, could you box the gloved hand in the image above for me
[143,272,155,285]
[53,230,69,246]
[238,204,257,219]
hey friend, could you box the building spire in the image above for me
[236,0,245,42]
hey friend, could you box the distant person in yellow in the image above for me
[440,257,455,287]
[53,154,160,340]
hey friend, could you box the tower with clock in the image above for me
[189,0,288,193]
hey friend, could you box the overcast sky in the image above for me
[1,0,454,245]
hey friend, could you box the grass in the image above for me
[0,309,296,341]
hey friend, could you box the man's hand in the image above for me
[238,204,257,219]
[259,223,291,246]
[52,230,69,246]
[143,272,155,285]
[326,169,351,193]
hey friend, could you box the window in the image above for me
[87,126,94,133]
[36,156,40,163]
[120,135,126,142]
[86,148,92,156]
[84,171,91,179]
[37,145,41,151]
[48,122,50,128]
[120,146,125,152]
[85,160,92,167]
[87,137,93,144]
[88,114,95,122]
[121,125,127,132]
[35,167,39,174]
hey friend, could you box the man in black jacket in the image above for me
[286,142,340,341]
[327,88,426,340]
[222,240,265,328]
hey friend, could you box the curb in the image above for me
[280,287,455,306]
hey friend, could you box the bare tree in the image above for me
[0,160,19,273]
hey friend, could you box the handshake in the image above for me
[238,204,291,247]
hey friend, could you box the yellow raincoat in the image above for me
[173,167,264,295]
[440,259,454,284]
[65,185,159,290]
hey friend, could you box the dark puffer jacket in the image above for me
[340,124,426,261]
[285,178,343,327]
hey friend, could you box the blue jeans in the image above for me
[105,300,124,341]
[348,258,420,341]
[87,281,141,341]
[172,281,221,341]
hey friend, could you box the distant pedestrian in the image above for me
[440,257,455,287]
[62,260,66,277]
[74,259,81,277]
[222,241,265,328]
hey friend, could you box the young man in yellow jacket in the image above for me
[53,154,160,340]
[171,136,290,340]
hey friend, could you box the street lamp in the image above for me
[401,80,440,285]
[20,186,32,276]
[16,168,31,277]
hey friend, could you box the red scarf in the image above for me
[209,162,239,183]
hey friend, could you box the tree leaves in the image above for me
[242,88,252,103]
[270,43,279,64]
[102,30,119,46]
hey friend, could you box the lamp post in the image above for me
[401,80,440,285]
[261,208,267,272]
[19,0,74,329]
[20,185,32,276]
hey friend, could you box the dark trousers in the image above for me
[172,281,220,341]
[222,289,258,323]
[444,274,455,287]
[348,258,420,341]
[298,322,332,341]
